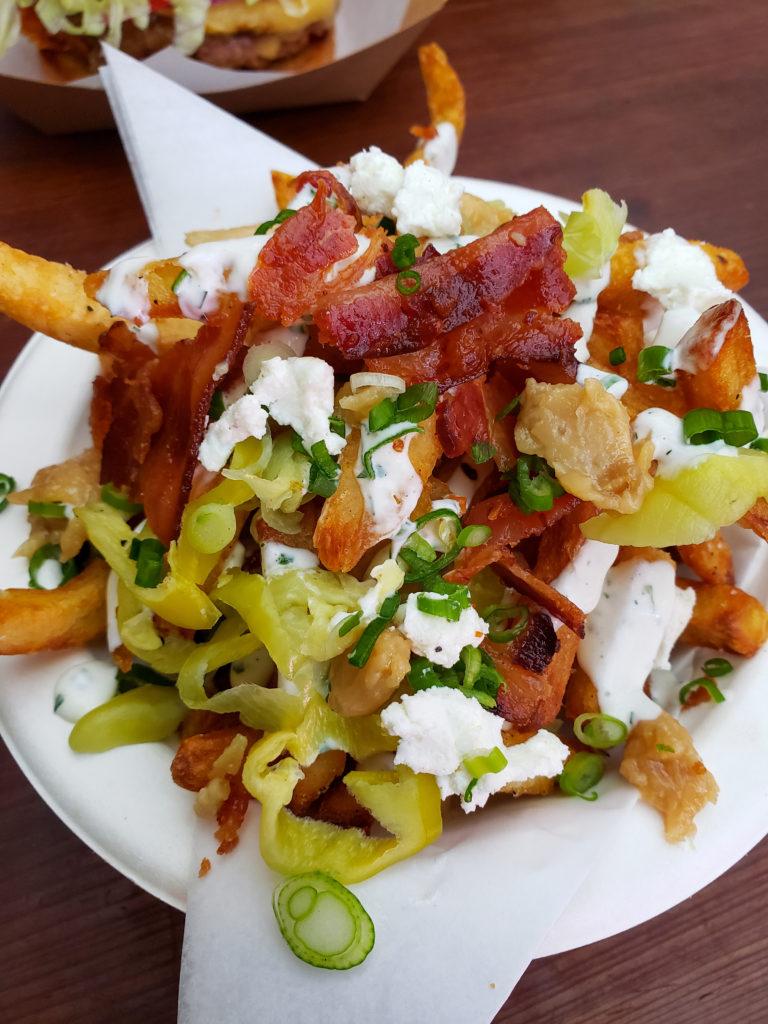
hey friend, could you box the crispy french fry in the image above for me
[562,662,601,720]
[272,169,298,210]
[693,241,749,291]
[0,558,108,654]
[460,193,515,237]
[406,42,466,164]
[620,710,718,842]
[677,531,735,585]
[678,579,768,656]
[0,241,113,352]
[676,300,756,411]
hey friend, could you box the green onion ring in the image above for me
[573,712,628,749]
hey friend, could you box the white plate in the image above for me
[2,183,768,959]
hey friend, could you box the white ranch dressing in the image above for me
[423,121,459,176]
[550,539,619,615]
[576,363,628,399]
[175,234,270,318]
[356,421,424,539]
[260,542,319,578]
[633,407,739,477]
[54,661,118,724]
[566,262,611,361]
[324,234,371,283]
[577,558,693,725]
[96,256,151,322]
[670,299,742,374]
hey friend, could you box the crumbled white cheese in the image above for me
[348,146,405,217]
[380,688,569,812]
[199,356,343,472]
[398,592,488,668]
[392,160,464,238]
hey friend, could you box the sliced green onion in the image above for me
[470,440,496,464]
[400,532,437,564]
[131,538,167,589]
[679,677,726,705]
[637,345,675,386]
[368,396,397,432]
[682,408,723,445]
[609,346,626,366]
[28,543,80,589]
[402,523,491,583]
[508,454,564,514]
[377,216,397,235]
[396,269,421,295]
[408,649,502,708]
[416,593,463,621]
[481,603,529,644]
[208,388,226,422]
[273,871,374,970]
[391,233,419,270]
[347,594,400,668]
[116,663,175,692]
[187,502,237,554]
[701,657,733,677]
[656,743,675,753]
[27,500,67,518]
[360,426,423,479]
[337,611,362,637]
[464,746,508,780]
[573,712,628,749]
[329,415,346,438]
[0,472,15,514]
[291,432,339,496]
[413,507,462,531]
[722,409,758,447]
[395,382,438,423]
[760,372,768,392]
[100,483,143,516]
[750,438,768,453]
[255,207,297,235]
[558,751,604,801]
[494,395,520,421]
[460,646,483,689]
[171,268,189,293]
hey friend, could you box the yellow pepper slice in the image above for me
[76,502,220,630]
[582,450,768,547]
[242,692,443,883]
[69,683,186,753]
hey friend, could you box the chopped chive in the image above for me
[347,594,400,668]
[171,268,189,293]
[494,395,521,421]
[131,538,167,589]
[721,410,758,446]
[682,408,723,445]
[760,372,768,392]
[255,208,297,235]
[329,415,346,438]
[558,751,604,801]
[100,483,143,516]
[27,500,67,518]
[396,269,421,295]
[337,611,362,637]
[0,472,15,513]
[507,454,564,514]
[359,426,423,479]
[416,593,464,621]
[368,397,397,432]
[679,677,726,705]
[637,345,675,386]
[28,543,79,590]
[481,603,529,644]
[391,233,419,270]
[701,657,733,677]
[470,440,496,464]
[573,712,628,749]
[609,346,626,365]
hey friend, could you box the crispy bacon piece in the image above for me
[448,491,582,582]
[96,299,251,546]
[313,207,576,360]
[249,176,361,324]
[290,170,362,225]
[485,613,580,731]
[494,554,585,637]
[437,378,490,458]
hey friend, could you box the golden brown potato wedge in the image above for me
[675,300,756,412]
[678,579,768,656]
[677,531,735,585]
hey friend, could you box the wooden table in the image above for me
[2,1,767,1020]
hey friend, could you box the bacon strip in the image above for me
[95,300,251,546]
[313,207,575,359]
[249,176,361,325]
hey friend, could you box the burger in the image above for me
[1,0,338,80]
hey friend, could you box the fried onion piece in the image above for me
[620,711,718,842]
[515,378,655,514]
[406,42,466,164]
[0,558,108,654]
[677,530,735,585]
[677,579,768,656]
[313,415,441,572]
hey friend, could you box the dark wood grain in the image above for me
[2,1,768,1021]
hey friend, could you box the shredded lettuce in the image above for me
[562,188,628,280]
[224,431,310,534]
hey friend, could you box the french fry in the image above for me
[677,531,735,585]
[678,579,768,656]
[0,558,108,654]
[739,497,768,542]
[406,42,466,164]
[562,662,601,720]
[675,300,756,411]
[693,241,749,291]
[0,241,113,352]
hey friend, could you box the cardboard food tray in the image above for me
[0,0,446,133]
